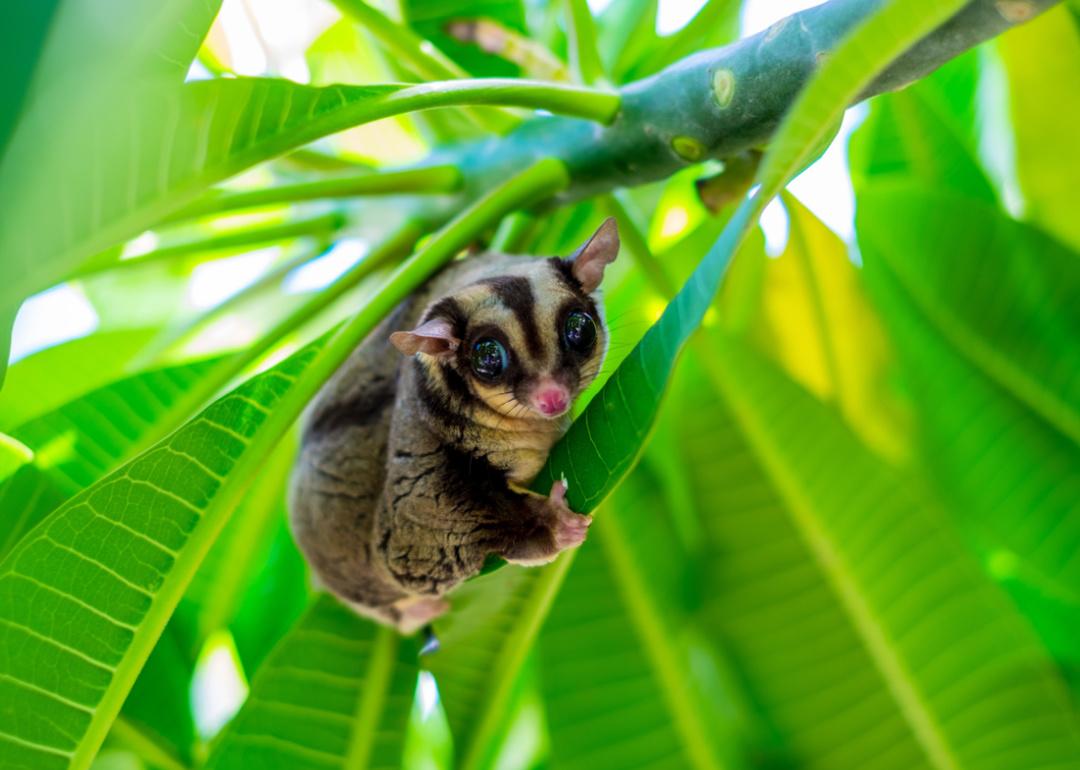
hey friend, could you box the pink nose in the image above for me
[533,387,569,416]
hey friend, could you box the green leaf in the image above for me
[858,185,1079,455]
[0,335,330,770]
[624,0,740,82]
[564,0,606,85]
[0,357,225,561]
[539,467,745,770]
[857,183,1080,677]
[227,523,311,677]
[687,339,1080,768]
[597,0,657,82]
[177,439,303,659]
[426,563,572,770]
[205,596,418,770]
[849,53,995,201]
[32,0,221,86]
[0,329,159,431]
[401,0,528,77]
[0,432,32,483]
[0,76,615,329]
[0,0,61,157]
[118,618,198,765]
[998,5,1080,250]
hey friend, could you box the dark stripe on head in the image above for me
[549,257,581,294]
[548,258,600,318]
[423,296,467,334]
[482,276,543,359]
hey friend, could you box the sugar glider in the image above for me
[289,219,619,633]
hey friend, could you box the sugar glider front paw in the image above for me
[548,480,592,551]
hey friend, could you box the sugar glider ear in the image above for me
[569,217,619,293]
[390,318,460,358]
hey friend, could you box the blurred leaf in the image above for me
[118,618,197,766]
[0,0,61,157]
[205,596,418,770]
[402,0,527,77]
[32,0,221,86]
[850,53,994,201]
[624,0,740,81]
[564,0,605,85]
[858,183,1080,680]
[427,562,571,770]
[0,465,68,559]
[306,19,427,165]
[176,439,304,663]
[539,468,744,770]
[598,0,657,82]
[998,5,1080,250]
[228,522,311,677]
[686,338,1080,768]
[0,432,33,483]
[0,0,224,382]
[752,193,908,461]
[0,329,158,430]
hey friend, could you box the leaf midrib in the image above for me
[697,344,962,770]
[457,557,574,770]
[876,232,1080,448]
[597,504,729,770]
[344,627,398,770]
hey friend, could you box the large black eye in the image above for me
[471,338,508,380]
[563,310,597,354]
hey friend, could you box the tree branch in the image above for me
[419,0,1058,206]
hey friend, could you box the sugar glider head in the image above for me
[391,218,619,421]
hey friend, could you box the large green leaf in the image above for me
[539,466,746,770]
[0,0,61,157]
[205,596,418,770]
[849,52,995,201]
[0,75,615,333]
[998,5,1080,250]
[858,185,1079,453]
[426,562,572,770]
[684,339,1080,768]
[0,329,159,431]
[0,0,224,384]
[857,183,1080,678]
[0,335,329,770]
[30,0,221,86]
[0,357,224,563]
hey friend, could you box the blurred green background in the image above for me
[1,1,1078,769]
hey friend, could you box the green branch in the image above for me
[330,0,520,133]
[166,166,462,224]
[418,0,1059,204]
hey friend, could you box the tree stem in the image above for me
[419,0,1059,205]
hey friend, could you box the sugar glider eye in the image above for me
[471,338,508,380]
[563,311,596,354]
